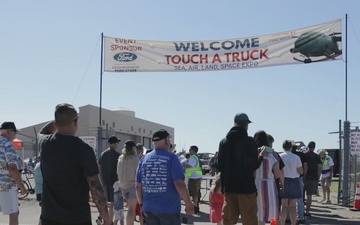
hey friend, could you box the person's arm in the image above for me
[8,163,27,194]
[86,175,110,225]
[303,162,308,178]
[297,166,304,175]
[135,182,143,205]
[216,139,225,172]
[329,158,334,182]
[296,156,303,175]
[183,156,194,169]
[174,179,194,215]
[252,144,266,171]
[329,166,333,182]
[39,120,56,134]
[97,153,103,182]
[272,161,281,179]
[317,164,322,181]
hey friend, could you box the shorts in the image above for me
[188,178,201,198]
[321,177,332,187]
[304,179,318,195]
[42,217,91,225]
[143,211,181,225]
[280,177,301,199]
[103,185,114,202]
[121,185,137,200]
[114,209,124,221]
[0,188,19,215]
[222,192,257,225]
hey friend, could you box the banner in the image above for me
[350,132,360,156]
[104,19,341,73]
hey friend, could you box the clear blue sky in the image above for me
[1,1,360,153]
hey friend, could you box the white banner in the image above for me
[104,19,341,73]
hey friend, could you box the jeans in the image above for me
[297,178,305,220]
[143,211,181,225]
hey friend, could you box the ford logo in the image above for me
[113,52,137,62]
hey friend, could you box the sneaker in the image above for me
[324,200,332,204]
[318,198,326,203]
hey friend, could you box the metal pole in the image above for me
[342,120,350,206]
[99,33,104,127]
[337,119,342,204]
[33,127,38,159]
[97,126,103,158]
[345,14,348,121]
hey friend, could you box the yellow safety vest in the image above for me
[185,155,202,177]
[322,156,330,166]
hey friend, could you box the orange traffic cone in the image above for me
[350,182,360,211]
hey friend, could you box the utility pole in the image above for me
[342,121,350,206]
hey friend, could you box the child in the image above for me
[113,181,124,225]
[209,174,224,225]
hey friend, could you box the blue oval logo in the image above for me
[113,52,137,62]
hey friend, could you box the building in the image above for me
[17,104,174,159]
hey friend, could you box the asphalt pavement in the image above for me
[1,179,360,225]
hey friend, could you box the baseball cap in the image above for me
[108,136,120,144]
[308,141,316,149]
[234,113,252,124]
[125,140,136,148]
[152,129,170,141]
[0,122,20,132]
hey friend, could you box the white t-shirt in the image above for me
[321,156,334,178]
[280,151,302,178]
[187,156,202,179]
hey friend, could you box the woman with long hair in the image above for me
[117,140,139,225]
[254,130,282,225]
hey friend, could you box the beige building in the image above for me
[17,104,174,159]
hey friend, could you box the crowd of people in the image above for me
[0,105,335,225]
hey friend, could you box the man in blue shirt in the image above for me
[136,129,194,225]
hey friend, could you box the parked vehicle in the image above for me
[197,152,215,174]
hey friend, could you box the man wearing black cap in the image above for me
[0,122,28,225]
[136,129,194,225]
[98,136,121,223]
[217,113,264,225]
[303,141,321,217]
